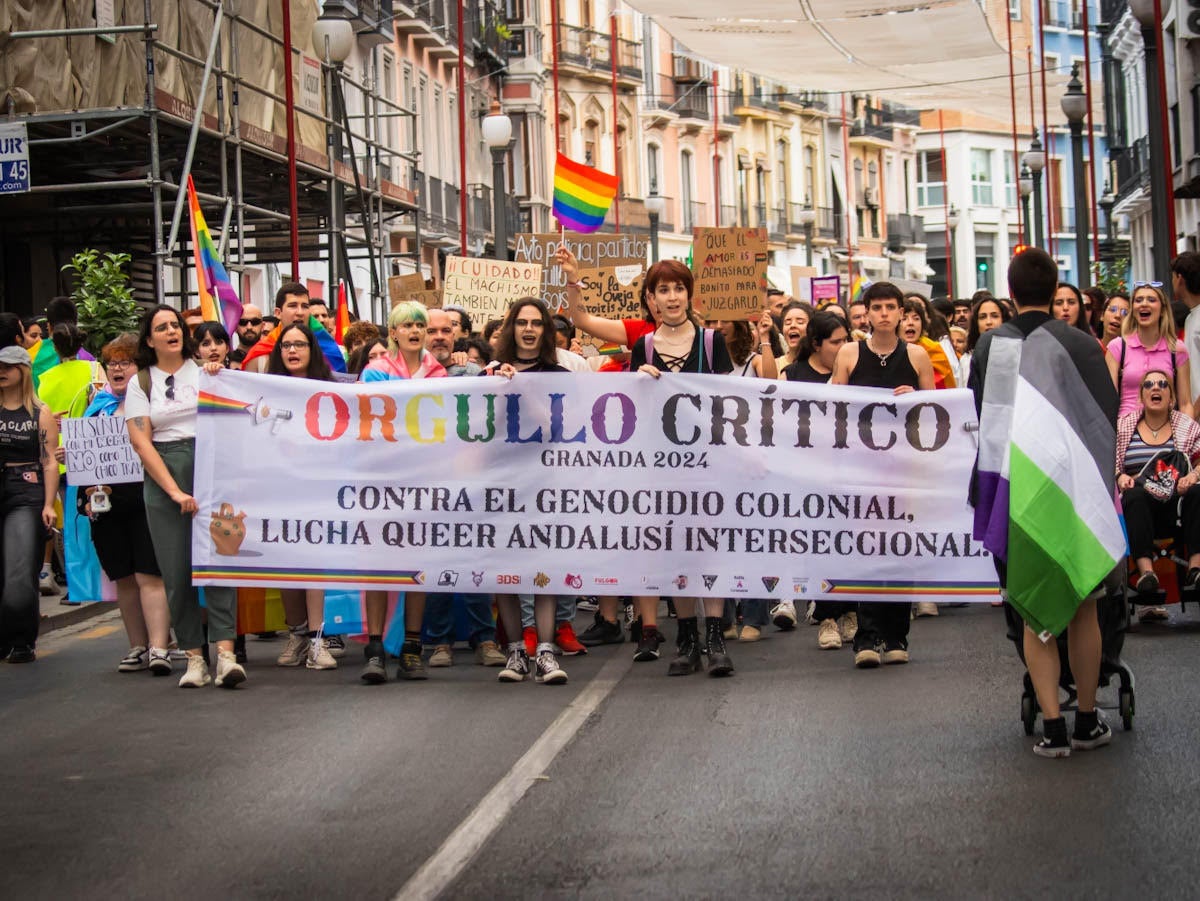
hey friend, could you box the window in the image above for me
[681,149,695,229]
[853,158,864,204]
[1044,52,1060,76]
[803,145,815,205]
[647,143,660,194]
[1004,150,1018,208]
[1008,0,1020,20]
[971,148,994,206]
[775,139,788,211]
[583,119,600,167]
[917,150,944,207]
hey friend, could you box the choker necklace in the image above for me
[661,319,690,331]
[866,337,897,367]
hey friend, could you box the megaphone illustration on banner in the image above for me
[248,396,293,434]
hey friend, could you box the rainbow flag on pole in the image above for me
[186,174,243,336]
[552,152,618,233]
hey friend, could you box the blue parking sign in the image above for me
[0,123,30,194]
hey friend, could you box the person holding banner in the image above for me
[358,302,443,683]
[632,261,737,677]
[831,283,935,668]
[192,322,232,369]
[126,306,242,689]
[0,345,59,664]
[77,335,171,675]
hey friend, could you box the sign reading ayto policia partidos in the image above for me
[692,227,768,319]
[441,256,543,321]
[0,123,30,194]
[513,233,648,313]
[576,265,645,350]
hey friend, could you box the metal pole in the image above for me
[281,0,300,279]
[1038,0,1053,257]
[492,147,508,261]
[230,0,246,275]
[326,47,342,295]
[457,0,467,252]
[550,0,561,151]
[145,0,165,306]
[804,223,813,269]
[1153,0,1177,264]
[611,12,620,233]
[649,210,659,263]
[939,109,952,297]
[712,70,720,227]
[1142,11,1172,282]
[1032,166,1044,251]
[1026,48,1038,247]
[842,93,853,286]
[1070,118,1090,284]
[1082,0,1099,267]
[1005,4,1023,245]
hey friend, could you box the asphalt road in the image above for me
[3,603,1200,900]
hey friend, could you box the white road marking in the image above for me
[393,650,635,901]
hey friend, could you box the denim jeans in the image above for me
[520,594,575,628]
[423,592,495,646]
[722,598,770,627]
[0,487,44,649]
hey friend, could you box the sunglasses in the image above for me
[239,317,263,327]
[1142,379,1170,390]
[1133,281,1163,289]
[165,373,175,401]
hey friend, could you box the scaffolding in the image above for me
[0,0,420,324]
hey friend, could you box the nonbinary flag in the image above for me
[973,322,1125,636]
[186,174,243,336]
[552,152,618,233]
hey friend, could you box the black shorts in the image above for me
[90,508,160,581]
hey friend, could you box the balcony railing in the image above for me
[850,107,893,141]
[817,206,843,242]
[887,213,926,251]
[777,90,828,111]
[682,199,706,232]
[1042,0,1083,29]
[882,102,921,127]
[674,83,711,120]
[672,53,711,83]
[557,23,642,79]
[719,204,738,227]
[1114,135,1151,202]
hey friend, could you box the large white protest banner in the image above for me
[192,371,999,602]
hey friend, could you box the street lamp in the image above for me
[795,199,817,269]
[482,101,512,260]
[1019,164,1033,249]
[312,16,355,294]
[1100,182,1117,242]
[644,179,666,264]
[1129,0,1173,285]
[947,203,960,297]
[1022,130,1046,248]
[1062,63,1090,286]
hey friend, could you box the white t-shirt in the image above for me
[556,348,591,373]
[1186,303,1200,405]
[124,359,200,441]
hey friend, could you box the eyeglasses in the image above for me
[1142,379,1171,390]
[104,359,135,369]
[1107,305,1129,316]
[165,373,175,401]
[239,317,263,327]
[280,341,310,351]
[1133,281,1164,289]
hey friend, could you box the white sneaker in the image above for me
[118,646,149,672]
[276,630,309,667]
[818,619,842,649]
[838,612,858,643]
[804,601,817,625]
[147,647,172,676]
[306,637,338,670]
[534,650,568,684]
[914,602,939,618]
[214,650,247,688]
[38,569,56,596]
[770,601,798,630]
[178,654,212,688]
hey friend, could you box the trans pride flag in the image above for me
[972,318,1125,636]
[186,174,243,336]
[552,152,618,233]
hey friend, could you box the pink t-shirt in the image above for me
[1109,333,1189,416]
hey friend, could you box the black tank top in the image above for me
[0,405,39,465]
[847,339,919,391]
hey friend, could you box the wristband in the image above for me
[567,280,585,288]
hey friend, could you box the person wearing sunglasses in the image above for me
[1107,281,1192,419]
[126,306,242,689]
[227,304,264,368]
[1114,368,1200,620]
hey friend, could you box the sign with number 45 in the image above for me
[0,122,30,194]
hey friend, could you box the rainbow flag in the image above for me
[186,174,243,336]
[850,275,872,304]
[552,152,618,233]
[335,280,351,344]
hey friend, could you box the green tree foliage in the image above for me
[62,250,142,357]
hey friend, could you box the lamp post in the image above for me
[1022,130,1046,248]
[644,179,666,264]
[482,101,512,261]
[1062,63,1090,286]
[1019,164,1033,249]
[796,200,817,269]
[1129,0,1173,284]
[947,203,960,297]
[1100,182,1117,242]
[312,16,355,294]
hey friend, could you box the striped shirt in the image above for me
[1122,431,1176,478]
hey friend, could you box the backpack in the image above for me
[642,328,716,374]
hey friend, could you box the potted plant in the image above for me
[62,249,142,357]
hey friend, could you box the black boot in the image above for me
[667,617,701,676]
[705,617,734,677]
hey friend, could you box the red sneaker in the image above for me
[554,621,588,656]
[522,625,537,657]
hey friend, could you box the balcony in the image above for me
[466,184,522,247]
[882,102,921,128]
[778,91,828,112]
[735,78,781,116]
[674,83,711,122]
[321,0,396,48]
[602,195,675,234]
[1113,135,1151,203]
[682,199,707,232]
[557,23,642,83]
[1042,0,1083,30]
[817,206,843,243]
[391,0,460,60]
[474,2,516,70]
[850,107,893,143]
[672,53,711,83]
[886,213,926,252]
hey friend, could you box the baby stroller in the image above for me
[1006,567,1136,735]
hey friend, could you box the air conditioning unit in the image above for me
[1181,0,1200,40]
[863,186,879,207]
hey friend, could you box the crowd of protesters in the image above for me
[5,247,1200,757]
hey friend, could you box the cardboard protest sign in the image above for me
[63,416,143,485]
[387,273,426,306]
[790,266,817,302]
[512,232,648,312]
[441,256,543,322]
[577,265,645,351]
[390,288,443,310]
[692,227,769,319]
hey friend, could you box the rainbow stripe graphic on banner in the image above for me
[198,392,254,415]
[186,174,243,336]
[552,152,618,233]
[193,565,425,586]
[820,579,998,598]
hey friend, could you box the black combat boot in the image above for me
[666,617,702,676]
